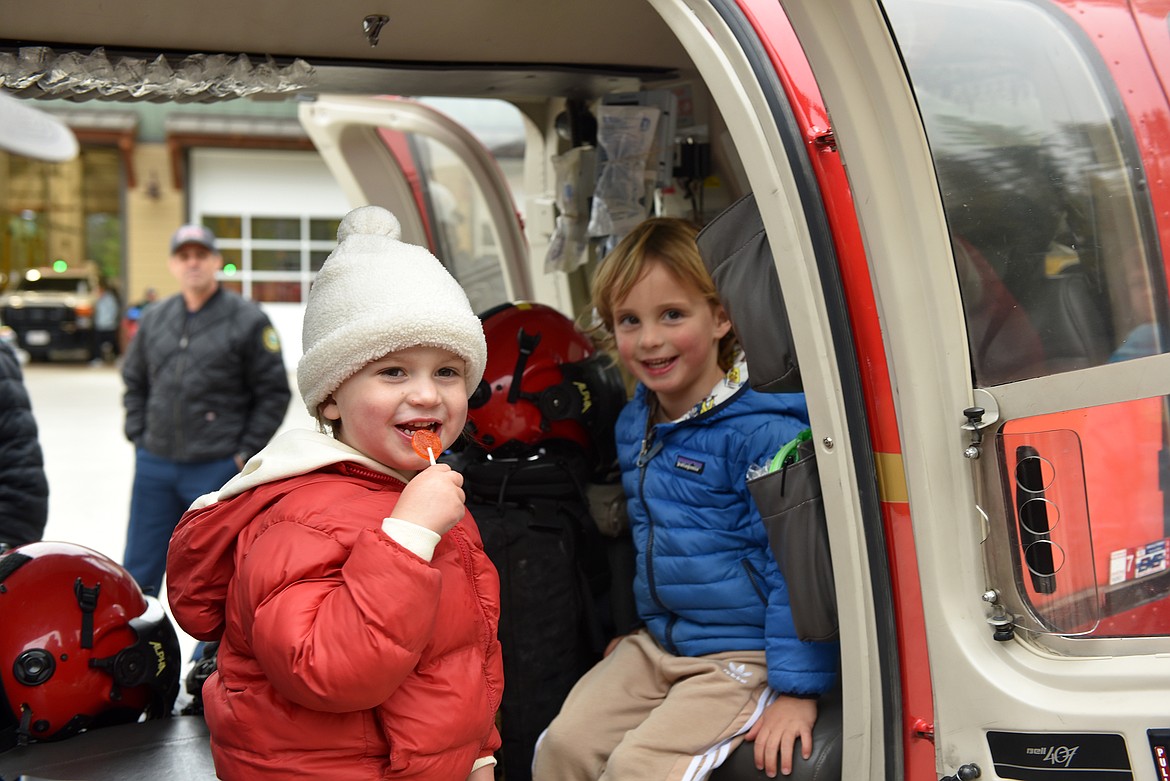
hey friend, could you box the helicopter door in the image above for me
[779,0,1170,778]
[298,95,532,315]
[659,0,1170,778]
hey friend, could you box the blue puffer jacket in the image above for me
[615,377,838,695]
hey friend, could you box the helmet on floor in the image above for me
[0,541,180,750]
[468,302,626,472]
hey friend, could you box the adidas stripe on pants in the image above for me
[532,628,771,781]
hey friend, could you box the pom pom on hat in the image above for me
[297,205,487,417]
[338,204,402,242]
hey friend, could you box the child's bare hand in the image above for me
[393,464,466,535]
[744,695,817,777]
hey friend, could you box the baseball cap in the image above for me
[170,224,219,254]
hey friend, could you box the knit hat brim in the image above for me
[298,309,486,415]
[295,205,487,417]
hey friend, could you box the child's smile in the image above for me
[321,345,469,473]
[640,356,678,376]
[397,420,440,437]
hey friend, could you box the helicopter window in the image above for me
[386,131,513,313]
[885,0,1170,386]
[885,0,1170,641]
[996,396,1170,638]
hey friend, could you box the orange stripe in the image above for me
[874,451,908,503]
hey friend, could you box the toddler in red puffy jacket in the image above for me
[166,205,502,781]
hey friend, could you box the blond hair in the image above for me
[590,218,737,371]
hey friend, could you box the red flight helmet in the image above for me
[0,541,180,750]
[468,302,626,471]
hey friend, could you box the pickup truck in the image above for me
[0,262,101,362]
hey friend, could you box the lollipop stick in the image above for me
[427,447,436,466]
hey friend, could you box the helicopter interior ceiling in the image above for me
[1,0,694,102]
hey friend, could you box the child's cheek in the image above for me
[614,333,640,374]
[445,401,470,450]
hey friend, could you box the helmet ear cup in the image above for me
[538,382,583,422]
[559,352,627,470]
[13,649,55,686]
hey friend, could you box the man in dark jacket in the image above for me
[121,223,291,596]
[0,337,49,551]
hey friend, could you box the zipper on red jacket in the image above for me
[336,462,408,489]
[452,528,501,711]
[342,462,500,710]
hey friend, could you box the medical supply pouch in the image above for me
[746,430,838,642]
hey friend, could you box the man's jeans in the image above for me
[123,448,238,597]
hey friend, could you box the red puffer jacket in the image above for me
[168,459,502,781]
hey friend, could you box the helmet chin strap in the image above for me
[507,327,542,404]
[74,578,101,649]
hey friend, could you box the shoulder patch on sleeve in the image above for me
[262,326,281,353]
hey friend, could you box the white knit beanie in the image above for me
[297,205,487,417]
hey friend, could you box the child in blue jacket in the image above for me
[533,218,838,780]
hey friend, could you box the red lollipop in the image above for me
[411,429,442,465]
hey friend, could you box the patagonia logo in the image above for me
[675,455,705,474]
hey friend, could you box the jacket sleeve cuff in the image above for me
[381,516,441,561]
[472,756,498,771]
[777,690,821,700]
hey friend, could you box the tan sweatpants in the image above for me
[531,629,771,781]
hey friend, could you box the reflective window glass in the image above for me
[251,280,302,303]
[203,215,242,240]
[85,212,121,281]
[252,217,301,241]
[391,133,510,314]
[310,218,340,242]
[80,148,121,280]
[885,0,1170,385]
[2,210,46,287]
[2,147,122,292]
[998,396,1170,638]
[205,215,341,301]
[219,248,243,275]
[252,249,301,273]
